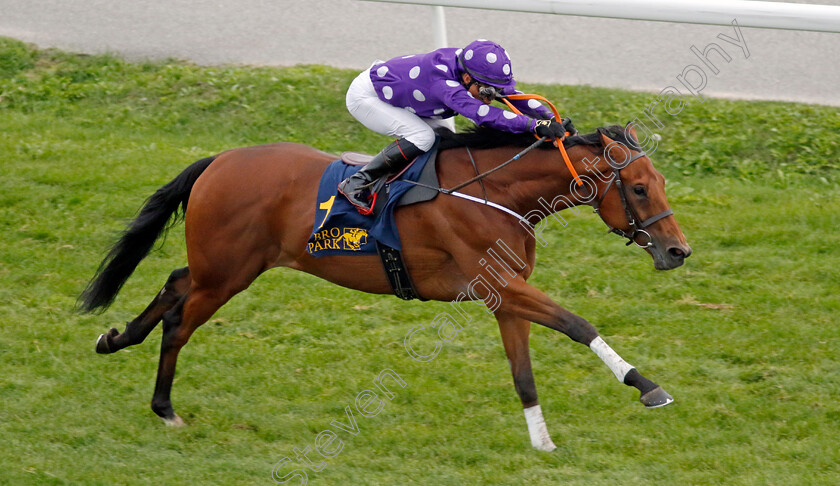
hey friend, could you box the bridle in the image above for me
[590,150,673,249]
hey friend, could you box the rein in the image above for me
[401,133,550,226]
[436,93,574,194]
[501,94,583,186]
[402,93,578,226]
[444,136,547,194]
[406,95,674,247]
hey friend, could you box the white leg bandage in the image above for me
[523,405,557,452]
[589,336,635,382]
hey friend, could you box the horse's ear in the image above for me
[624,122,639,142]
[597,127,615,147]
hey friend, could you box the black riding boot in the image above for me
[338,138,424,214]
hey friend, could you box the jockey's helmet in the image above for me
[457,40,517,93]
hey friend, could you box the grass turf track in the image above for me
[1,38,839,485]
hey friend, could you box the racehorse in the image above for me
[79,123,691,451]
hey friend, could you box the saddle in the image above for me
[339,147,440,216]
[307,142,443,300]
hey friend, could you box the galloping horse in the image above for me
[80,123,690,451]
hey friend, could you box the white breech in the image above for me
[345,67,454,152]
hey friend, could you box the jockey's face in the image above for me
[461,73,494,105]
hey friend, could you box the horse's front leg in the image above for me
[497,279,673,409]
[495,311,557,451]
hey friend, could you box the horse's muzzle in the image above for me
[652,243,691,270]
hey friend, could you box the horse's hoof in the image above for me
[163,414,186,427]
[533,441,557,452]
[640,386,674,408]
[95,328,119,354]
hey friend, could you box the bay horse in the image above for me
[79,123,691,451]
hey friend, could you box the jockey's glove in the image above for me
[534,119,568,140]
[561,117,578,136]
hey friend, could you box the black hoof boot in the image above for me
[624,369,674,408]
[640,386,674,408]
[95,328,120,354]
[151,398,185,426]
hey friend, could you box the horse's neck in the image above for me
[438,146,593,216]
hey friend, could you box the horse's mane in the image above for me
[436,124,641,152]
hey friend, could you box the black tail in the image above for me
[78,156,216,313]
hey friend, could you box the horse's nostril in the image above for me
[668,246,692,259]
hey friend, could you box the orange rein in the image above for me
[501,94,583,186]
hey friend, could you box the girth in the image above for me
[376,242,424,301]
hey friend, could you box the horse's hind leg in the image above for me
[95,267,191,354]
[149,271,259,425]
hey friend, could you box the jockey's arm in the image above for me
[441,82,540,134]
[505,92,555,120]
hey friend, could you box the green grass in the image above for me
[1,37,838,485]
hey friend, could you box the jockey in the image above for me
[339,39,576,213]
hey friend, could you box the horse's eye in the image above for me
[633,185,647,196]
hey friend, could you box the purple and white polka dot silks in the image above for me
[369,42,554,134]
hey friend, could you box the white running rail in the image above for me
[361,0,840,35]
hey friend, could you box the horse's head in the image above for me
[587,124,691,270]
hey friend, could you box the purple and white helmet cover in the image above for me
[457,39,517,93]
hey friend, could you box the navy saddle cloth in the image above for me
[306,141,439,257]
